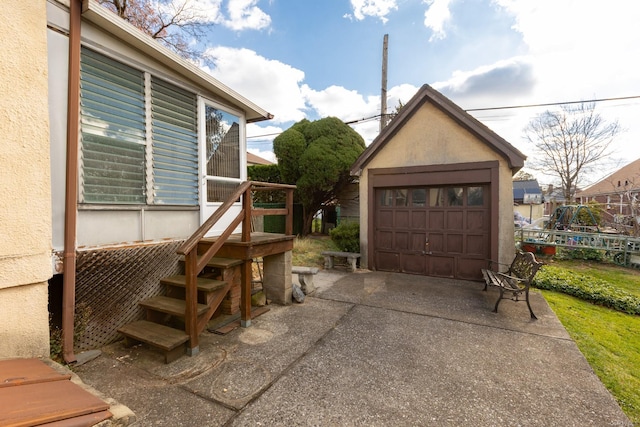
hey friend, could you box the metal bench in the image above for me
[481,251,543,319]
[292,266,319,294]
[321,251,360,272]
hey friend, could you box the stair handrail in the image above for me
[177,180,296,355]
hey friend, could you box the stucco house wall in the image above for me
[352,85,526,277]
[357,102,516,269]
[0,3,52,357]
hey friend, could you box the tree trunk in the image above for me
[301,209,314,236]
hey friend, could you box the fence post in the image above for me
[185,250,199,355]
[285,189,294,236]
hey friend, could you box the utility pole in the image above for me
[380,34,389,132]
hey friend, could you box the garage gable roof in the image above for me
[350,84,526,175]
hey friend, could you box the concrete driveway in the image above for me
[74,269,631,426]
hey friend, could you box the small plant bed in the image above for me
[533,263,640,315]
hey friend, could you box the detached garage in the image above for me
[350,85,526,281]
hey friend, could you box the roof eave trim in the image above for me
[82,0,272,123]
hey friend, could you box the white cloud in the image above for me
[432,56,535,104]
[302,85,379,121]
[203,46,308,124]
[302,83,421,145]
[223,0,271,31]
[348,0,398,23]
[491,0,640,168]
[423,0,453,41]
[493,0,640,100]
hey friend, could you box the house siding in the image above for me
[47,1,250,252]
[0,2,52,357]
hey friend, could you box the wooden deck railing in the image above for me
[177,181,296,355]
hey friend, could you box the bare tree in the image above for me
[97,0,215,60]
[524,102,621,202]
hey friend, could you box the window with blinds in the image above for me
[151,78,198,205]
[80,48,146,204]
[79,48,199,206]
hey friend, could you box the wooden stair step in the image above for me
[117,320,189,352]
[205,256,243,269]
[161,275,228,293]
[180,255,243,269]
[139,296,208,317]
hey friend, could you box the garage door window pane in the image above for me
[430,188,444,207]
[412,189,426,206]
[468,187,484,206]
[395,189,408,206]
[447,187,464,206]
[380,189,393,206]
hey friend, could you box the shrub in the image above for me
[329,222,360,253]
[533,266,640,315]
[555,247,604,261]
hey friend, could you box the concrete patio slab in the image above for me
[72,269,631,426]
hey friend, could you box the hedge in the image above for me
[533,265,640,315]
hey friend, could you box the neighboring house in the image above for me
[0,0,274,361]
[576,158,640,219]
[336,181,360,224]
[542,184,567,216]
[513,179,544,223]
[350,85,526,281]
[247,152,274,166]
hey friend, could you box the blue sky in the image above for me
[186,0,640,185]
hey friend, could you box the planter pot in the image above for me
[541,245,556,255]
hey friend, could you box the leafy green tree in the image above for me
[247,164,284,203]
[273,117,365,235]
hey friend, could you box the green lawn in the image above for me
[541,260,640,425]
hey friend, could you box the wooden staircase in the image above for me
[117,181,296,363]
[118,257,240,363]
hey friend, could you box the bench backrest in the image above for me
[509,251,543,283]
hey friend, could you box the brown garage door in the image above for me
[374,185,489,280]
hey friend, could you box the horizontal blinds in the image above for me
[151,78,198,205]
[80,48,146,204]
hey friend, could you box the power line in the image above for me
[465,95,640,112]
[246,94,640,139]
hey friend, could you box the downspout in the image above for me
[62,0,82,364]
